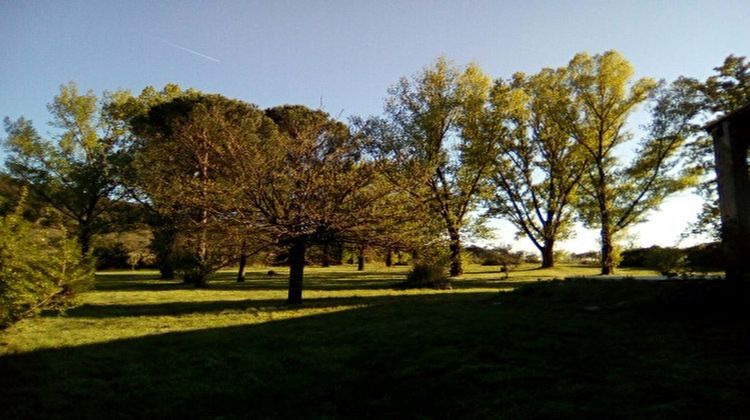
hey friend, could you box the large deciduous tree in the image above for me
[218,105,385,304]
[486,69,586,268]
[372,58,499,276]
[656,55,750,239]
[562,51,692,274]
[3,82,130,255]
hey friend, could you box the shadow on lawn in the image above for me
[4,281,750,419]
[53,292,496,319]
[94,268,533,293]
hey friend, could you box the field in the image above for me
[1,264,748,418]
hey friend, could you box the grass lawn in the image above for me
[1,263,748,418]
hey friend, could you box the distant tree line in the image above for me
[2,51,748,308]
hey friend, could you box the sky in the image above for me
[1,0,749,253]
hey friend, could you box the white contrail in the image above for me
[144,34,221,63]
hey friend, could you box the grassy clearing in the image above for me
[1,264,747,418]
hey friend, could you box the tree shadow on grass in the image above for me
[52,292,496,318]
[4,281,750,419]
[94,269,532,293]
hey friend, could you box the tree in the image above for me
[486,68,586,268]
[371,58,499,276]
[3,82,130,255]
[657,55,750,239]
[131,94,271,286]
[217,105,386,303]
[562,51,692,274]
[0,191,93,328]
[105,84,196,279]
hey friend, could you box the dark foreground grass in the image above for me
[1,269,749,419]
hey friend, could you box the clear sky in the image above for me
[2,0,749,252]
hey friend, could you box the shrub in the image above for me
[170,249,211,285]
[570,251,599,265]
[93,241,131,269]
[523,253,541,264]
[621,246,689,276]
[498,250,524,278]
[0,202,94,328]
[645,247,687,277]
[405,263,451,289]
[465,245,524,267]
[620,247,652,267]
[685,242,722,272]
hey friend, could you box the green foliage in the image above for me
[619,247,653,268]
[464,245,500,265]
[556,51,691,274]
[487,67,585,267]
[370,57,500,276]
[92,229,154,270]
[106,84,199,279]
[0,196,93,328]
[131,93,270,285]
[92,241,130,269]
[464,245,523,274]
[3,82,133,255]
[621,243,723,274]
[684,242,722,272]
[658,55,750,238]
[405,263,451,289]
[644,247,687,277]
[214,104,389,301]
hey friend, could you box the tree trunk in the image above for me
[192,147,211,289]
[160,264,175,280]
[321,243,330,267]
[448,228,463,277]
[600,224,615,275]
[287,240,306,304]
[194,272,208,288]
[385,248,393,267]
[184,270,208,288]
[541,238,555,268]
[77,227,93,257]
[596,163,615,275]
[237,252,248,282]
[153,224,177,279]
[357,245,365,271]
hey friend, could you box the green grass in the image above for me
[1,264,748,418]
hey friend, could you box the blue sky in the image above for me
[2,0,749,252]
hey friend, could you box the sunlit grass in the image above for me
[4,263,745,418]
[0,263,657,354]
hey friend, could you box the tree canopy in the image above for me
[3,82,132,255]
[486,68,586,268]
[369,58,500,276]
[3,49,742,303]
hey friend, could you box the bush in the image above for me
[645,247,687,277]
[621,243,722,275]
[404,264,451,289]
[620,247,653,268]
[0,203,94,328]
[93,241,131,269]
[621,245,688,276]
[685,242,722,272]
[465,245,524,268]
